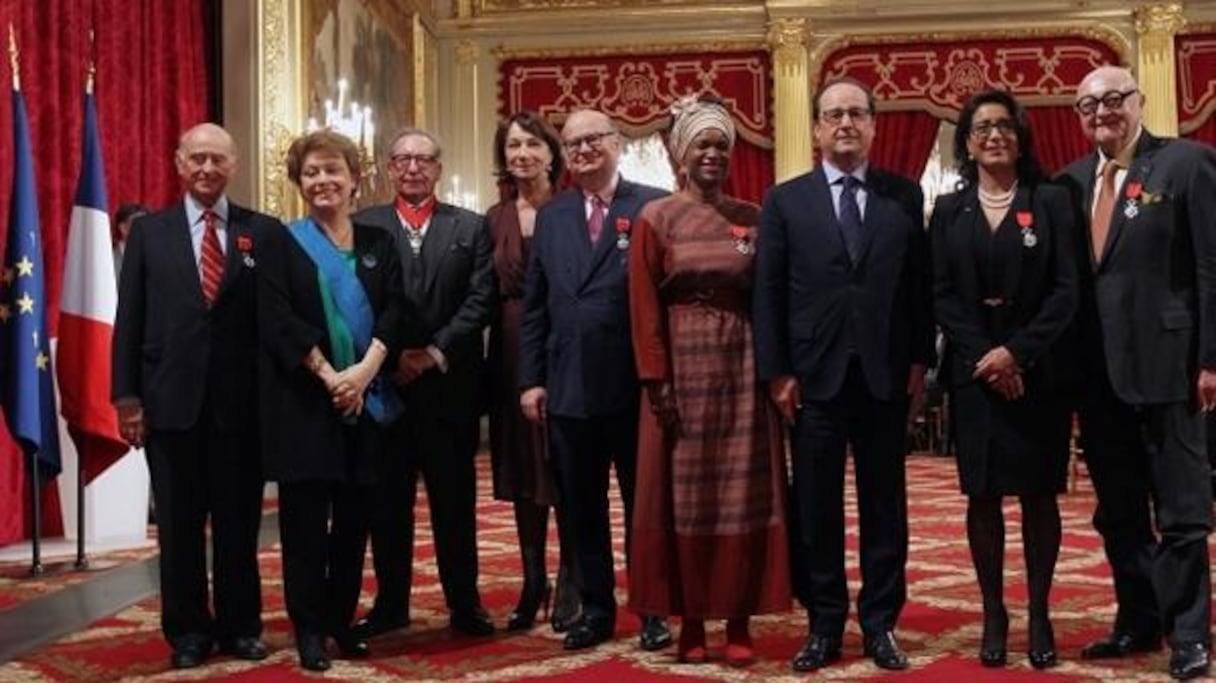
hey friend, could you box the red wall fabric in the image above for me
[1186,116,1216,147]
[724,138,773,207]
[0,0,213,546]
[1027,106,1093,175]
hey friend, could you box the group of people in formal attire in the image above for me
[110,62,1216,681]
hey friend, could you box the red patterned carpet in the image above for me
[0,454,1211,682]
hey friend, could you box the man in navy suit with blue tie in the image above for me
[518,109,670,651]
[753,78,935,673]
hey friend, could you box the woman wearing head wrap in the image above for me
[627,96,791,667]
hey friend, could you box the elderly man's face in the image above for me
[388,134,442,204]
[561,112,621,185]
[176,125,237,207]
[1075,68,1143,156]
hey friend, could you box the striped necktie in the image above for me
[200,209,225,305]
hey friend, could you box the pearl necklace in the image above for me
[978,181,1017,210]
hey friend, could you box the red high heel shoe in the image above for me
[725,617,754,667]
[677,619,707,663]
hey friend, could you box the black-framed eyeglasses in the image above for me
[819,107,872,125]
[389,153,439,168]
[970,119,1018,139]
[1074,89,1138,116]
[562,130,617,153]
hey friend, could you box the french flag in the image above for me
[55,91,126,481]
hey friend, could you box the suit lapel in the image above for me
[581,182,634,288]
[1000,186,1031,300]
[1098,138,1157,269]
[952,189,983,300]
[169,203,207,306]
[808,171,850,260]
[854,171,886,266]
[421,205,458,294]
[214,205,249,303]
[1074,153,1101,271]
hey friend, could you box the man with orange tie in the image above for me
[1059,65,1216,681]
[112,123,280,669]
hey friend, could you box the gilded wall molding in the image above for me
[490,40,765,61]
[768,17,810,77]
[477,0,715,12]
[256,0,298,218]
[1134,2,1186,36]
[456,39,479,65]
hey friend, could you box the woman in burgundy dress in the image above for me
[628,97,791,666]
[485,110,580,631]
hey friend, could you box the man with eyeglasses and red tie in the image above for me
[518,109,671,652]
[352,128,497,640]
[1059,65,1216,681]
[753,77,934,673]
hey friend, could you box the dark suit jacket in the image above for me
[257,220,407,482]
[355,201,494,420]
[930,183,1078,391]
[112,199,281,432]
[519,180,669,418]
[1059,132,1216,404]
[753,166,935,402]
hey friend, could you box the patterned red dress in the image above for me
[627,194,791,618]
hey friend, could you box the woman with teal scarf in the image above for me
[259,130,408,671]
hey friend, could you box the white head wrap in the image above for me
[668,96,736,164]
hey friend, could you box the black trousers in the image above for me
[547,408,638,624]
[278,480,371,638]
[145,420,264,645]
[790,361,909,638]
[369,411,482,616]
[1078,373,1212,646]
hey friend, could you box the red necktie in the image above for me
[200,209,225,305]
[588,195,606,244]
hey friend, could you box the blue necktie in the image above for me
[838,175,863,263]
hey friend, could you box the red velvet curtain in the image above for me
[870,111,941,180]
[1027,106,1092,175]
[1185,117,1216,147]
[0,0,213,546]
[724,138,773,206]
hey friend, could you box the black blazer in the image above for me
[1058,132,1216,404]
[930,183,1078,390]
[112,200,281,432]
[518,180,669,418]
[257,220,407,482]
[354,201,495,420]
[753,166,935,401]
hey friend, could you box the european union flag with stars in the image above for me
[0,88,60,477]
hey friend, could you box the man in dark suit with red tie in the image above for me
[1059,65,1216,682]
[112,123,279,669]
[753,78,934,673]
[352,128,497,639]
[518,109,671,651]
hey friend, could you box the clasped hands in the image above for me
[393,348,438,386]
[973,345,1023,401]
[320,361,376,417]
[645,381,680,434]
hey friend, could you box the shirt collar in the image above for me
[582,174,621,206]
[822,160,869,186]
[184,193,229,227]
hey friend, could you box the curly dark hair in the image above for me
[953,89,1044,188]
[493,110,564,187]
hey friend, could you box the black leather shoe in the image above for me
[791,634,842,672]
[639,616,673,651]
[551,576,581,633]
[451,607,495,636]
[1169,643,1211,680]
[332,630,371,659]
[864,631,910,671]
[218,636,268,661]
[351,609,410,639]
[297,633,331,672]
[1081,631,1162,659]
[563,617,614,650]
[1028,615,1057,670]
[170,634,213,669]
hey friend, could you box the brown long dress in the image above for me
[486,200,558,505]
[627,194,791,618]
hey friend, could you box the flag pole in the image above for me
[10,23,42,578]
[71,31,99,572]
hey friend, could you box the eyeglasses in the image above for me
[389,153,439,169]
[819,107,872,125]
[1074,89,1138,116]
[562,131,616,153]
[970,119,1018,139]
